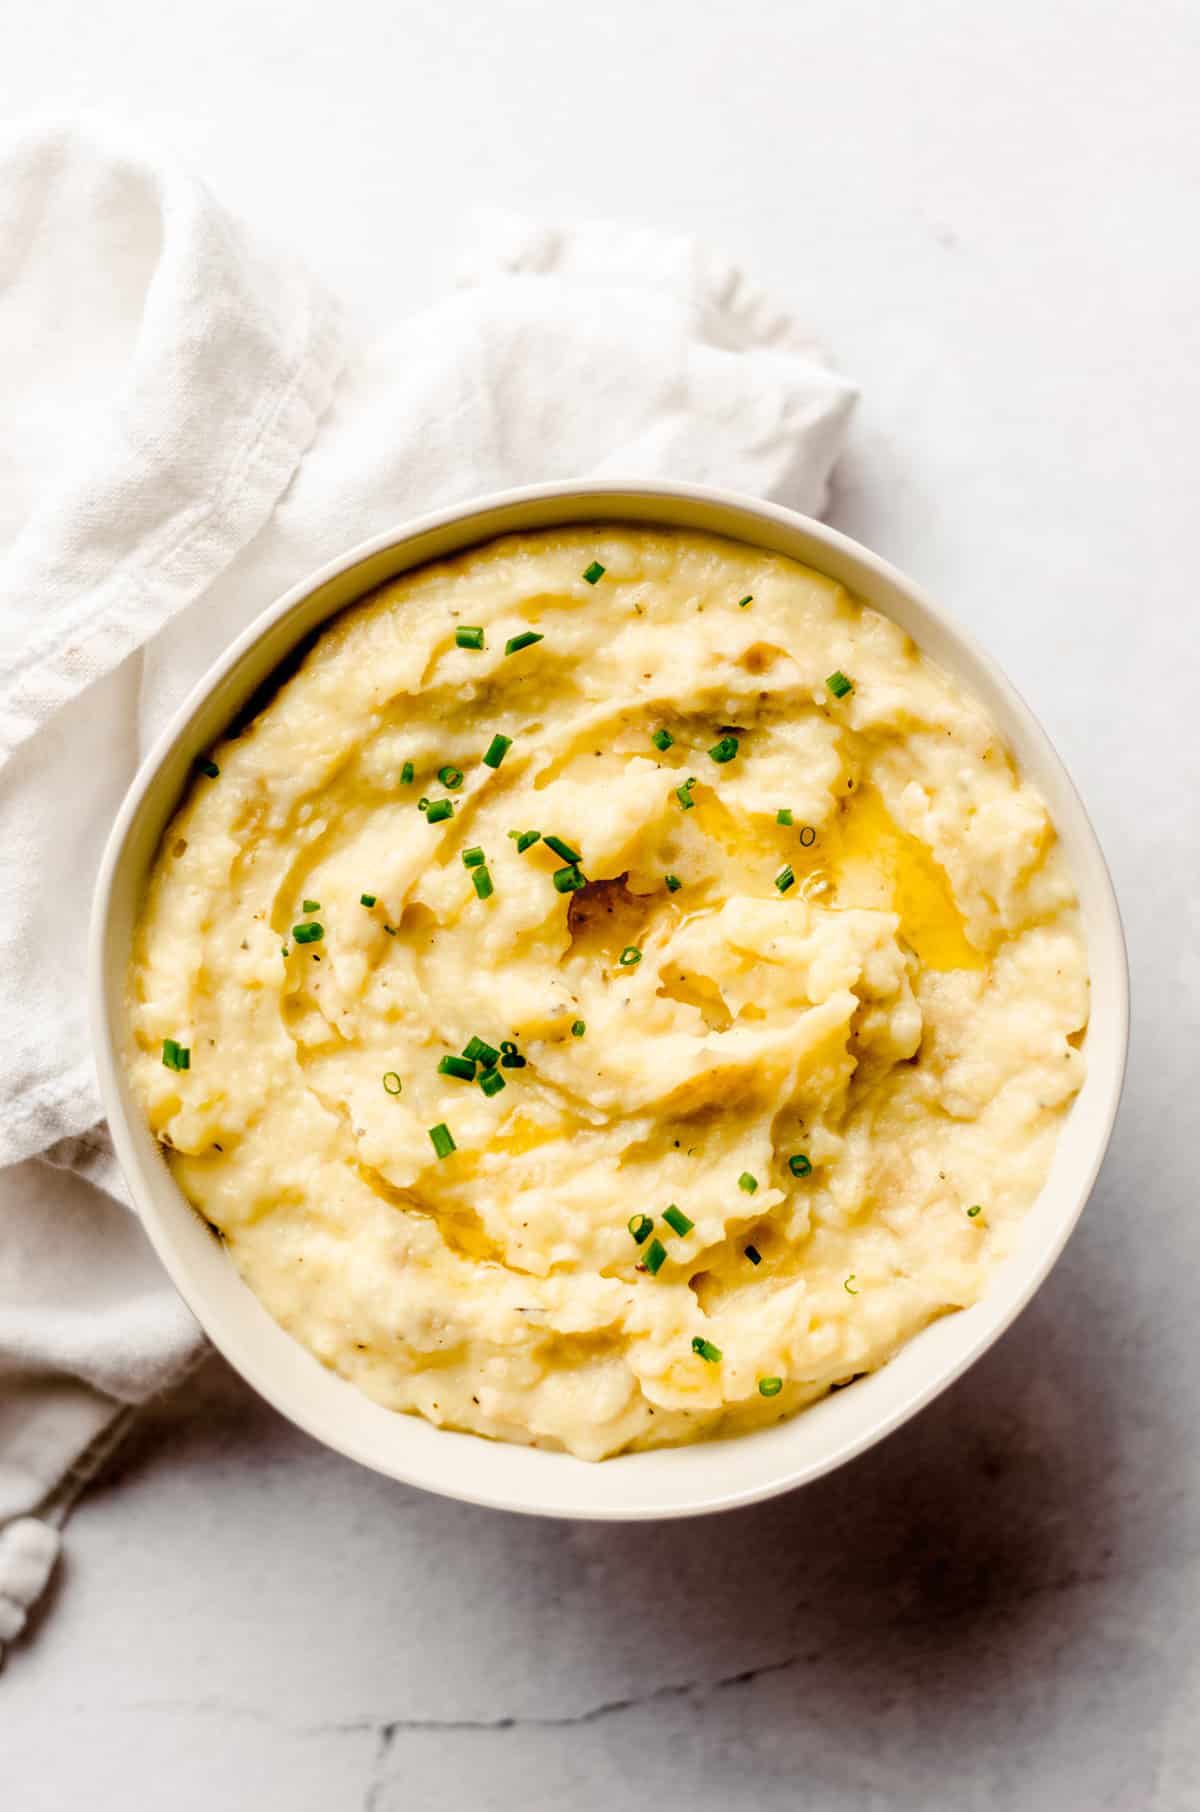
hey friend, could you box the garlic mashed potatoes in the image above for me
[128,526,1089,1459]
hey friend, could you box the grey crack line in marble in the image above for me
[360,1654,803,1809]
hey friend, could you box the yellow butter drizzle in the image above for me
[825,786,986,972]
[688,780,984,972]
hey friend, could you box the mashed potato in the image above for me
[127,526,1088,1458]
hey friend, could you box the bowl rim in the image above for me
[89,478,1130,1519]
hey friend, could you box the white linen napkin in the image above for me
[0,117,856,1656]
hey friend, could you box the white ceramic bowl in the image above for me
[90,481,1129,1519]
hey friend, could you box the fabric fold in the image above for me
[0,118,345,762]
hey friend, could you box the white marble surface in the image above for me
[3,2,1198,1805]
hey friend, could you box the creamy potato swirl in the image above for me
[128,526,1088,1458]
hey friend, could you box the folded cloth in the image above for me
[0,117,856,1657]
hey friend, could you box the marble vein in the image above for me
[360,1655,805,1811]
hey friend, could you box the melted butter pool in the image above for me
[686,779,985,973]
[827,785,986,972]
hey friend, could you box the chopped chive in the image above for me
[504,630,544,657]
[479,1067,506,1096]
[775,865,795,894]
[967,1204,982,1218]
[663,1204,693,1237]
[788,1153,812,1177]
[651,727,673,752]
[281,944,289,957]
[571,1019,586,1038]
[463,1036,500,1068]
[292,921,324,944]
[438,1054,477,1081]
[798,826,817,847]
[708,735,739,764]
[162,1038,190,1072]
[302,899,320,913]
[455,626,485,650]
[738,1172,758,1194]
[628,1213,653,1245]
[462,847,486,869]
[758,1376,783,1397]
[418,797,430,812]
[513,830,541,853]
[664,873,682,892]
[429,1123,456,1159]
[438,766,463,790]
[691,1336,722,1363]
[483,733,512,769]
[425,799,454,824]
[553,864,587,894]
[544,834,581,864]
[737,594,753,609]
[776,809,793,826]
[844,1274,858,1294]
[745,1244,763,1266]
[400,761,415,785]
[582,560,606,584]
[499,1039,527,1069]
[471,866,495,901]
[618,945,642,967]
[196,757,220,779]
[676,777,697,810]
[826,670,854,699]
[382,1071,403,1095]
[643,1237,667,1276]
[360,893,377,907]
